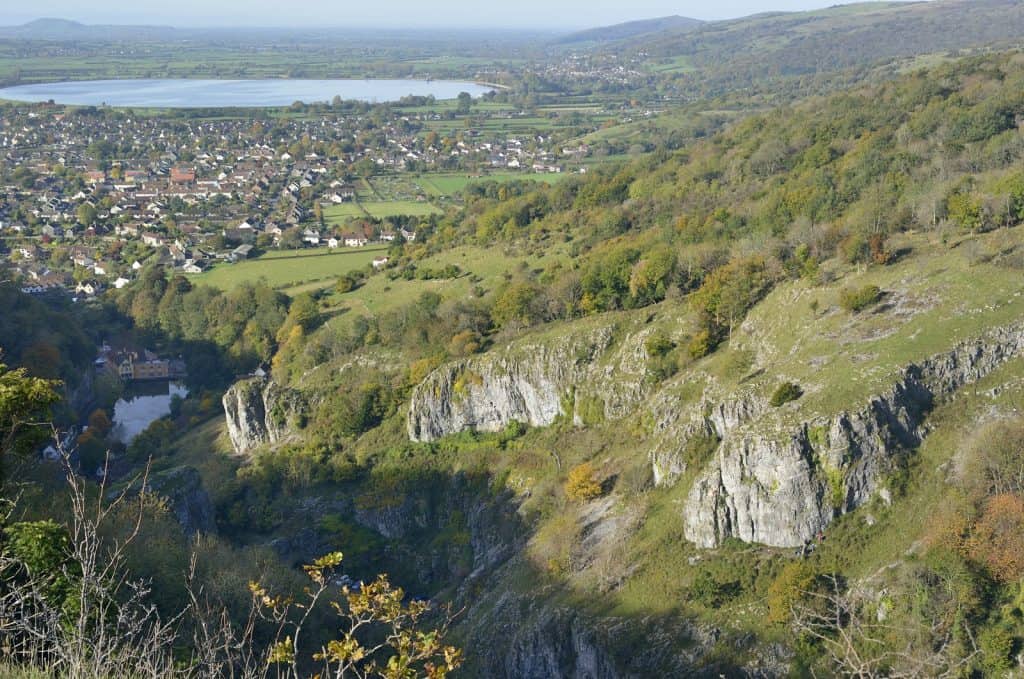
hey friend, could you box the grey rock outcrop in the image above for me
[462,584,787,678]
[222,377,303,455]
[407,323,657,442]
[117,466,215,535]
[683,323,1024,548]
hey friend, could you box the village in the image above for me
[0,100,584,297]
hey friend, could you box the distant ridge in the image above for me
[0,17,177,40]
[555,15,704,45]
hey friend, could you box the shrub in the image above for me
[688,570,740,608]
[839,284,882,313]
[978,626,1015,674]
[687,328,716,359]
[769,382,803,407]
[967,493,1024,583]
[564,462,603,502]
[766,561,818,624]
[644,331,675,358]
[960,419,1024,498]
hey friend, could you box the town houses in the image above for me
[0,100,585,295]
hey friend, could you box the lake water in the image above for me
[0,78,493,108]
[111,381,188,444]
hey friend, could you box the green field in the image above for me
[189,245,388,291]
[361,200,442,218]
[322,202,367,222]
[418,172,567,196]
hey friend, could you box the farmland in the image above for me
[189,245,389,291]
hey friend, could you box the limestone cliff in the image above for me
[222,377,303,455]
[407,321,656,442]
[682,323,1024,548]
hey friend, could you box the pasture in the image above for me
[418,172,567,196]
[189,245,389,291]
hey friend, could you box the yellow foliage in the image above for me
[564,462,603,502]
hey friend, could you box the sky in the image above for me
[0,0,922,30]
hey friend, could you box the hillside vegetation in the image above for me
[11,38,1024,679]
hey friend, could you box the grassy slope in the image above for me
[190,245,389,291]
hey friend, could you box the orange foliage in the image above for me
[967,493,1024,583]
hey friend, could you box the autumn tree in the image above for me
[255,552,463,678]
[564,462,603,502]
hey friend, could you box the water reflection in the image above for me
[111,381,188,444]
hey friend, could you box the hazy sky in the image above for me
[0,1,921,30]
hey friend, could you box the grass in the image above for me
[190,245,389,291]
[418,172,566,196]
[322,202,367,222]
[361,200,441,218]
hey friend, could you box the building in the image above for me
[115,349,183,381]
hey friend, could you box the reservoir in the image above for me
[111,381,188,444]
[0,78,493,108]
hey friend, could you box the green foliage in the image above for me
[118,269,289,386]
[337,381,395,438]
[767,561,818,625]
[575,395,605,427]
[688,570,741,608]
[689,257,774,354]
[3,520,80,618]
[491,281,542,329]
[127,418,177,463]
[682,433,721,469]
[769,382,804,407]
[978,626,1015,674]
[946,190,986,231]
[0,363,61,483]
[644,332,675,358]
[839,284,883,313]
[687,328,716,360]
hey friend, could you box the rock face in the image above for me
[222,377,303,455]
[462,585,789,678]
[120,466,215,534]
[683,324,1024,548]
[407,323,655,442]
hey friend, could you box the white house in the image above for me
[343,233,368,247]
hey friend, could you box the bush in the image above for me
[769,382,803,407]
[767,561,818,624]
[687,328,716,359]
[978,626,1015,673]
[644,331,675,358]
[564,462,603,502]
[967,493,1024,583]
[960,419,1024,498]
[688,570,740,608]
[839,284,883,313]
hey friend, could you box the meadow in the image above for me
[189,245,389,291]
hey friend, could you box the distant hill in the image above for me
[0,17,178,40]
[618,0,1024,96]
[555,15,704,45]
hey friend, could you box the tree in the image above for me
[255,552,463,678]
[791,574,976,677]
[966,493,1024,583]
[456,92,473,115]
[491,282,540,330]
[86,409,112,438]
[564,462,603,502]
[960,419,1024,498]
[76,203,97,226]
[0,362,60,486]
